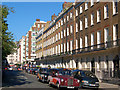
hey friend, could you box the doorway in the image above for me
[113,55,120,78]
[91,58,95,73]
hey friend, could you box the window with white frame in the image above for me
[41,24,44,27]
[80,37,83,48]
[67,15,69,21]
[61,44,63,52]
[91,33,94,49]
[104,4,109,19]
[113,24,118,41]
[53,27,55,32]
[59,22,60,27]
[76,39,78,49]
[56,45,57,54]
[80,20,83,30]
[76,23,78,32]
[97,31,101,48]
[97,9,101,22]
[70,25,73,33]
[56,34,58,41]
[85,17,88,28]
[76,9,78,16]
[85,35,88,47]
[53,36,55,43]
[67,42,69,51]
[91,0,94,6]
[56,24,58,29]
[80,6,83,14]
[113,0,118,15]
[38,24,40,28]
[85,2,88,10]
[70,12,73,18]
[64,29,66,37]
[61,31,63,38]
[97,0,100,2]
[67,27,69,36]
[59,32,60,40]
[104,28,109,43]
[58,45,60,54]
[64,43,66,52]
[91,13,94,25]
[70,40,73,51]
[64,18,66,23]
[61,20,63,25]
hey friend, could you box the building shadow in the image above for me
[2,70,32,87]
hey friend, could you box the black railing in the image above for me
[36,39,120,60]
[72,39,120,55]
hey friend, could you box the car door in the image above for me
[74,71,82,81]
[51,70,58,85]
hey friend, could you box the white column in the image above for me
[78,61,82,69]
[73,60,76,69]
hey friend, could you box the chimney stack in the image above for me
[51,14,57,21]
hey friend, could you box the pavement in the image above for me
[2,70,120,90]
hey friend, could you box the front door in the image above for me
[113,55,120,78]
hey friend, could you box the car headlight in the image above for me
[77,80,80,83]
[61,79,64,82]
[82,80,88,83]
[45,75,47,77]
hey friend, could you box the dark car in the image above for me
[32,68,38,75]
[48,68,80,90]
[72,69,99,88]
[37,68,50,82]
[27,68,33,74]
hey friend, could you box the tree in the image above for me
[1,5,16,60]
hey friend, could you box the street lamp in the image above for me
[62,57,63,68]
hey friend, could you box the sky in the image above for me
[2,2,67,41]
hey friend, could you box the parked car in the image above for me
[48,68,80,90]
[37,68,50,82]
[27,68,33,74]
[72,69,99,88]
[32,68,39,75]
[8,67,13,70]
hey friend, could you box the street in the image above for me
[2,70,119,90]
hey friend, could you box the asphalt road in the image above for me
[2,70,119,90]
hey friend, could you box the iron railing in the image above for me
[35,39,120,60]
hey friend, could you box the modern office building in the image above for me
[20,19,47,64]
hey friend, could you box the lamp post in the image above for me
[62,57,63,68]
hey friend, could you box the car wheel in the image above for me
[56,82,61,89]
[42,78,45,82]
[49,81,52,87]
[37,77,40,81]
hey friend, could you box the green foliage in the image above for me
[1,5,16,60]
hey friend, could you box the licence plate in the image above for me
[90,84,95,86]
[67,86,74,88]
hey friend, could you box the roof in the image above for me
[35,21,47,23]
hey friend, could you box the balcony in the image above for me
[72,39,120,55]
[35,39,120,61]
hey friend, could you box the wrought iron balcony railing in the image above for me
[35,39,120,60]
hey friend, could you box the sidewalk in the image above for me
[99,82,119,89]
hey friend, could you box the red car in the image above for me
[48,68,80,90]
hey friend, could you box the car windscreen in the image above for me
[34,68,37,71]
[40,68,49,73]
[59,70,71,76]
[83,71,96,78]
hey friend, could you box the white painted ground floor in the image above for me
[36,47,120,80]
